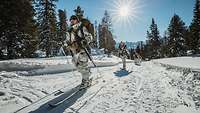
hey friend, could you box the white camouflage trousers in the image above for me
[72,51,91,81]
[121,55,126,70]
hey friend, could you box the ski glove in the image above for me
[81,39,88,48]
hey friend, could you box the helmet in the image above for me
[70,15,79,21]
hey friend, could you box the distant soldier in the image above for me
[134,51,142,66]
[118,41,130,70]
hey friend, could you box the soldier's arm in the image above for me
[82,26,93,43]
[63,32,71,48]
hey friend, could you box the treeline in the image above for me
[132,0,200,60]
[0,0,116,60]
[0,0,67,59]
[98,10,116,53]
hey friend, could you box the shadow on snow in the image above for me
[29,85,87,113]
[113,69,130,77]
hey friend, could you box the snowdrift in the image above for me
[153,56,200,73]
[0,55,133,75]
[153,56,200,112]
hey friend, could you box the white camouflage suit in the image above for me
[118,43,130,70]
[65,22,93,84]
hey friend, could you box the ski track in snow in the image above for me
[0,71,82,113]
[65,62,200,113]
[0,56,199,113]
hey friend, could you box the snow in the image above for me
[0,55,132,75]
[0,55,199,113]
[153,56,200,72]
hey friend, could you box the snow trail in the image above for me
[0,56,199,113]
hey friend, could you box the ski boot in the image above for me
[80,79,92,89]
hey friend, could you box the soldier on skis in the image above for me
[134,51,142,66]
[64,15,93,88]
[118,41,130,70]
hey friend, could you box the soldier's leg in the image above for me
[77,52,91,87]
[121,57,124,69]
[124,56,126,70]
[122,56,126,70]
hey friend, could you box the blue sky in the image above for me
[56,0,195,42]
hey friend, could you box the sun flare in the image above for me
[107,0,143,27]
[119,6,130,17]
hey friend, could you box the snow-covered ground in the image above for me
[153,56,200,72]
[0,55,199,113]
[0,55,132,75]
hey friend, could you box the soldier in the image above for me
[118,41,130,70]
[65,15,93,88]
[134,51,142,66]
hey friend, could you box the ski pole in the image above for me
[83,47,96,67]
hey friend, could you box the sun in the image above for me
[106,0,143,27]
[119,6,130,17]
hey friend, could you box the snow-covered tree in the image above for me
[99,10,115,53]
[145,18,161,59]
[57,9,67,46]
[93,20,98,48]
[101,10,112,32]
[167,14,187,57]
[160,31,169,58]
[35,0,58,57]
[139,41,145,59]
[0,0,37,59]
[74,6,84,20]
[189,0,200,53]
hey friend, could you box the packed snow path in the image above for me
[7,61,198,113]
[0,56,199,113]
[63,62,199,113]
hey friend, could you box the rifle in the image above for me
[83,47,96,67]
[66,26,97,67]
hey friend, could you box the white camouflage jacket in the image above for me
[65,22,93,54]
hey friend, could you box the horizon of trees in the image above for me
[132,0,200,60]
[0,0,116,60]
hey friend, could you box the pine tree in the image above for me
[98,10,115,52]
[143,30,151,59]
[167,14,187,57]
[74,6,84,20]
[101,10,112,32]
[135,45,140,54]
[35,0,58,57]
[189,0,200,53]
[145,18,161,59]
[160,31,169,57]
[0,0,37,59]
[140,41,145,59]
[93,20,98,48]
[185,28,192,51]
[98,24,105,49]
[57,9,67,46]
[130,48,134,60]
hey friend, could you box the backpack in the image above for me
[80,18,95,39]
[77,18,94,53]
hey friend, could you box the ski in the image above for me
[48,87,85,107]
[48,80,99,108]
[72,86,104,113]
[120,68,133,74]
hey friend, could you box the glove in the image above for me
[81,39,88,47]
[64,41,72,47]
[64,43,68,47]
